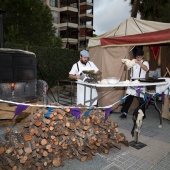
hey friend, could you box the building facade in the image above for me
[42,0,94,50]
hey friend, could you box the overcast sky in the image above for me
[93,0,132,35]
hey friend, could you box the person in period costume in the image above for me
[69,50,99,106]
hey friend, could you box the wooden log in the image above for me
[43,150,48,157]
[56,109,66,116]
[4,156,15,167]
[41,139,47,146]
[24,134,32,141]
[0,147,5,154]
[17,149,24,155]
[52,157,61,167]
[77,155,87,162]
[20,155,28,164]
[24,141,32,154]
[6,147,13,154]
[34,120,42,127]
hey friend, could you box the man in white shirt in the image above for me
[69,50,99,106]
[120,50,149,118]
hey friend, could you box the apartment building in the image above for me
[42,0,94,50]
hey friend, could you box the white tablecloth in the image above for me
[156,78,170,94]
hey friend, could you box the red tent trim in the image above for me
[101,28,170,47]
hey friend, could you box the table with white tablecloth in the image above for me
[77,80,168,127]
[156,78,170,120]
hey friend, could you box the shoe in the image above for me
[120,113,127,118]
[143,115,146,119]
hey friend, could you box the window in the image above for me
[51,11,58,24]
[50,0,58,7]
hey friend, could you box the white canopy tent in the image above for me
[88,17,170,110]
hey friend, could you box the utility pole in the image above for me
[0,9,5,48]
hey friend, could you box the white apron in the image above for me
[77,80,98,106]
[69,61,99,106]
[126,61,149,98]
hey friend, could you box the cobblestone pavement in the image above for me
[0,102,169,170]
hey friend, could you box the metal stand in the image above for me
[129,140,147,150]
[129,130,147,150]
[130,92,147,149]
[145,86,163,128]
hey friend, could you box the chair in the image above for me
[163,67,170,77]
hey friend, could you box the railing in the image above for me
[80,0,93,3]
[60,18,78,24]
[57,80,77,105]
[61,34,78,39]
[60,3,78,8]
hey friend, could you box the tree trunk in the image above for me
[131,0,140,17]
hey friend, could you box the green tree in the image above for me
[125,0,170,22]
[0,0,62,47]
[139,0,170,22]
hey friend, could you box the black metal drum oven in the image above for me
[0,48,37,102]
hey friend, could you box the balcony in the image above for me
[80,0,93,6]
[60,0,78,9]
[60,17,78,24]
[57,22,78,29]
[62,38,78,44]
[60,27,79,39]
[79,4,93,19]
[79,21,93,30]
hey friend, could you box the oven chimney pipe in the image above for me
[0,9,5,48]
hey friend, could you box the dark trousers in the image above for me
[121,95,146,115]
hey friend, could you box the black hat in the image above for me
[136,50,144,56]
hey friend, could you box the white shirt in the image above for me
[126,60,149,97]
[69,61,99,106]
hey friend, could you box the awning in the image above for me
[100,28,170,47]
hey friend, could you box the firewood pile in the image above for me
[0,104,128,170]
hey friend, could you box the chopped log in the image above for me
[24,141,32,154]
[52,157,61,167]
[24,134,32,141]
[0,104,127,170]
[56,109,66,116]
[34,120,42,127]
[65,108,70,113]
[43,118,51,125]
[0,147,5,154]
[17,149,23,155]
[4,156,15,167]
[12,166,17,170]
[20,155,28,164]
[57,114,64,120]
[43,150,48,157]
[41,139,47,146]
[6,147,13,154]
[75,120,81,127]
[77,155,87,162]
